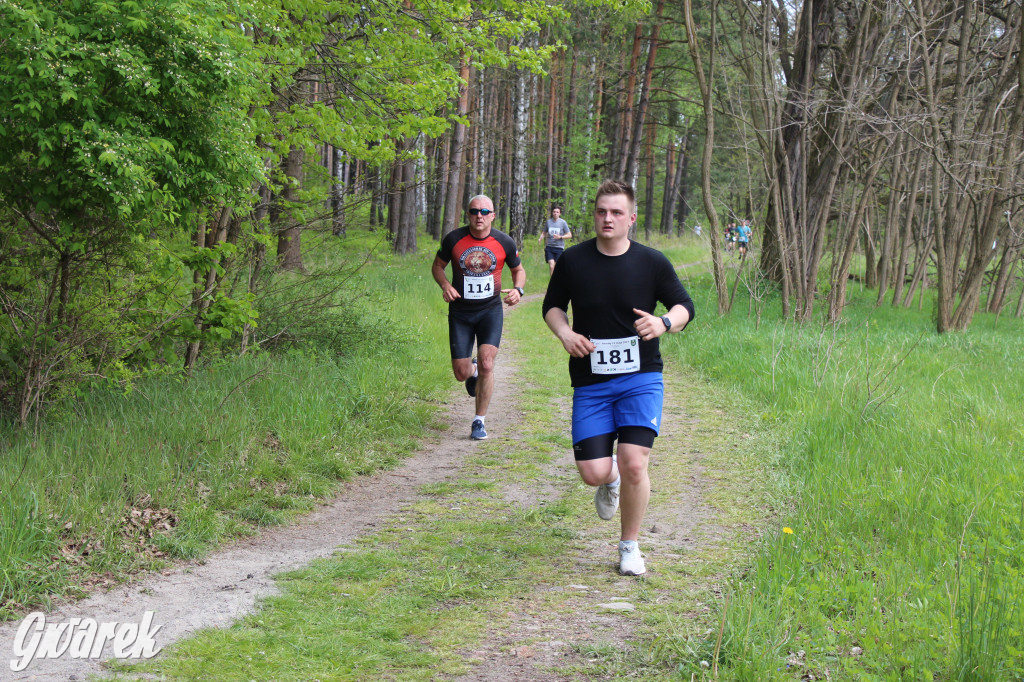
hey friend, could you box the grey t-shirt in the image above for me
[544,218,571,248]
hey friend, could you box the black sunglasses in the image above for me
[468,208,493,216]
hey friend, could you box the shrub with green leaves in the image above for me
[0,0,265,421]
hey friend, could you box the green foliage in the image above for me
[0,0,612,420]
[0,228,453,617]
[0,0,269,420]
[0,0,263,223]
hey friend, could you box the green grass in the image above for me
[131,499,582,680]
[123,253,780,681]
[5,222,1023,679]
[0,227,454,619]
[670,282,1024,679]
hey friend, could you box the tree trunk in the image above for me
[988,242,1022,313]
[660,139,677,234]
[624,1,664,187]
[510,62,530,247]
[442,59,471,236]
[615,25,645,178]
[331,145,347,237]
[276,145,305,272]
[546,57,558,208]
[393,138,418,255]
[683,0,728,313]
[642,118,656,239]
[677,130,691,228]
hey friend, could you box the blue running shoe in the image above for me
[470,418,487,440]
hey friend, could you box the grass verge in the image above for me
[675,283,1024,679]
[0,230,452,620]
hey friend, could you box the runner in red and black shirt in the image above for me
[432,194,526,441]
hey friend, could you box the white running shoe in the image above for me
[618,540,646,576]
[594,480,620,520]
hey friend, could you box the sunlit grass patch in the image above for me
[130,498,582,680]
[675,281,1024,678]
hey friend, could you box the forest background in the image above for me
[1,0,1022,678]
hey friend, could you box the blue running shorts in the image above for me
[571,372,664,445]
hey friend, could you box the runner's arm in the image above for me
[431,256,461,303]
[632,304,690,342]
[544,307,595,358]
[502,263,527,306]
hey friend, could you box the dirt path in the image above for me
[1,326,525,681]
[448,359,732,681]
[1,296,748,681]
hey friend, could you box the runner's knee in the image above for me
[616,456,649,485]
[576,455,615,486]
[616,430,653,483]
[477,350,497,373]
[452,359,474,381]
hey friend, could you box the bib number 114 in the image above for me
[463,275,494,299]
[590,337,640,374]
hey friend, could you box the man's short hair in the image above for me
[467,194,492,207]
[594,180,635,211]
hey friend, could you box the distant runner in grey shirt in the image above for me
[538,206,572,276]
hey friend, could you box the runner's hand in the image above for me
[441,283,461,303]
[500,289,521,306]
[633,308,665,342]
[558,330,595,358]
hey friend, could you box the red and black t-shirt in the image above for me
[437,227,521,311]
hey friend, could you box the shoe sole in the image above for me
[466,359,478,396]
[619,561,646,576]
[594,487,619,520]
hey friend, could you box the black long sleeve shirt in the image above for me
[542,238,695,387]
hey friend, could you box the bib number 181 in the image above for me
[590,337,640,374]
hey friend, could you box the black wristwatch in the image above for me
[660,315,672,331]
[514,286,524,296]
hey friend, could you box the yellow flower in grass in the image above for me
[782,527,794,535]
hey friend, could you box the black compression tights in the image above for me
[572,426,656,461]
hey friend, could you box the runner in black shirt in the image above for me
[542,180,694,576]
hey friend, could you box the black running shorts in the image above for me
[544,245,565,262]
[448,302,504,359]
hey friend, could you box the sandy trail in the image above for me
[2,293,728,681]
[0,315,521,682]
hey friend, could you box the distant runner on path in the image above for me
[737,220,752,257]
[537,205,572,276]
[542,179,694,576]
[432,194,526,441]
